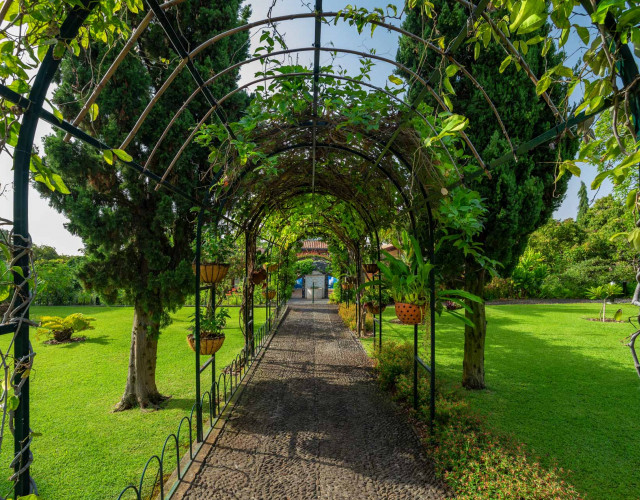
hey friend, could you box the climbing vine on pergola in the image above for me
[0,0,638,498]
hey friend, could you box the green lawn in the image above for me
[0,305,266,500]
[360,302,640,500]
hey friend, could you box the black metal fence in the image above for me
[116,296,288,500]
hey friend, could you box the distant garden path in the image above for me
[181,300,447,499]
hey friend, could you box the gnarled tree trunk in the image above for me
[463,264,487,389]
[114,304,168,411]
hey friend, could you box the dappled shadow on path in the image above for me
[183,303,448,500]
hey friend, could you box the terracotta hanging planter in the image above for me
[266,263,278,272]
[341,283,354,290]
[395,302,425,325]
[192,262,229,284]
[187,333,225,355]
[251,268,267,285]
[363,263,379,274]
[262,290,276,300]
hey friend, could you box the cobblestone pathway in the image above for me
[182,301,447,500]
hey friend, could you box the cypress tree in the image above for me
[577,181,589,222]
[397,2,579,388]
[38,1,250,409]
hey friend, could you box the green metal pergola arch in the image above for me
[2,0,638,497]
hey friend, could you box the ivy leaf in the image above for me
[591,170,609,189]
[112,149,132,162]
[88,103,99,122]
[499,56,512,73]
[6,395,19,412]
[626,189,638,209]
[7,80,29,95]
[52,107,63,124]
[442,77,455,95]
[103,150,114,165]
[445,64,459,77]
[535,75,552,95]
[575,25,590,45]
[52,41,66,60]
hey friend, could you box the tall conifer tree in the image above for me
[39,1,250,409]
[397,2,579,388]
[577,181,589,222]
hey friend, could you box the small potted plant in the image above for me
[192,228,232,284]
[187,307,230,355]
[363,287,391,315]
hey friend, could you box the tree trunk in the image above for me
[463,265,487,390]
[114,303,169,411]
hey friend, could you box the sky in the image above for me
[0,0,622,255]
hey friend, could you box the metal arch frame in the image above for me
[9,2,96,495]
[148,70,460,183]
[210,121,441,206]
[136,45,487,178]
[245,187,381,245]
[5,0,637,496]
[117,7,521,169]
[218,142,422,233]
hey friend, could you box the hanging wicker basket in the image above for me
[363,263,379,274]
[266,263,278,272]
[395,302,425,325]
[192,262,229,284]
[251,268,268,285]
[262,290,276,300]
[341,283,354,290]
[187,333,225,355]
[364,302,386,315]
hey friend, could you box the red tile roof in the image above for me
[301,240,328,251]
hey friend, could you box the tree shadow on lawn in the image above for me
[432,311,640,498]
[68,334,111,347]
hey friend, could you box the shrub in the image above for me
[338,303,372,333]
[37,313,96,343]
[374,342,580,499]
[484,277,515,300]
[539,275,572,299]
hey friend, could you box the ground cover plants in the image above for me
[360,303,640,499]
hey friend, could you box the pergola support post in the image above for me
[10,3,94,495]
[194,210,204,442]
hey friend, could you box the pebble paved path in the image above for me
[182,301,447,499]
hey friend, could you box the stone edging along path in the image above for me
[178,301,448,500]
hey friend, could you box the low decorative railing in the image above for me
[116,297,288,499]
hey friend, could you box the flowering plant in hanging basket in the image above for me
[187,308,230,355]
[251,268,268,284]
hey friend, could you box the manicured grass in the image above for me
[360,303,640,499]
[0,305,267,500]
